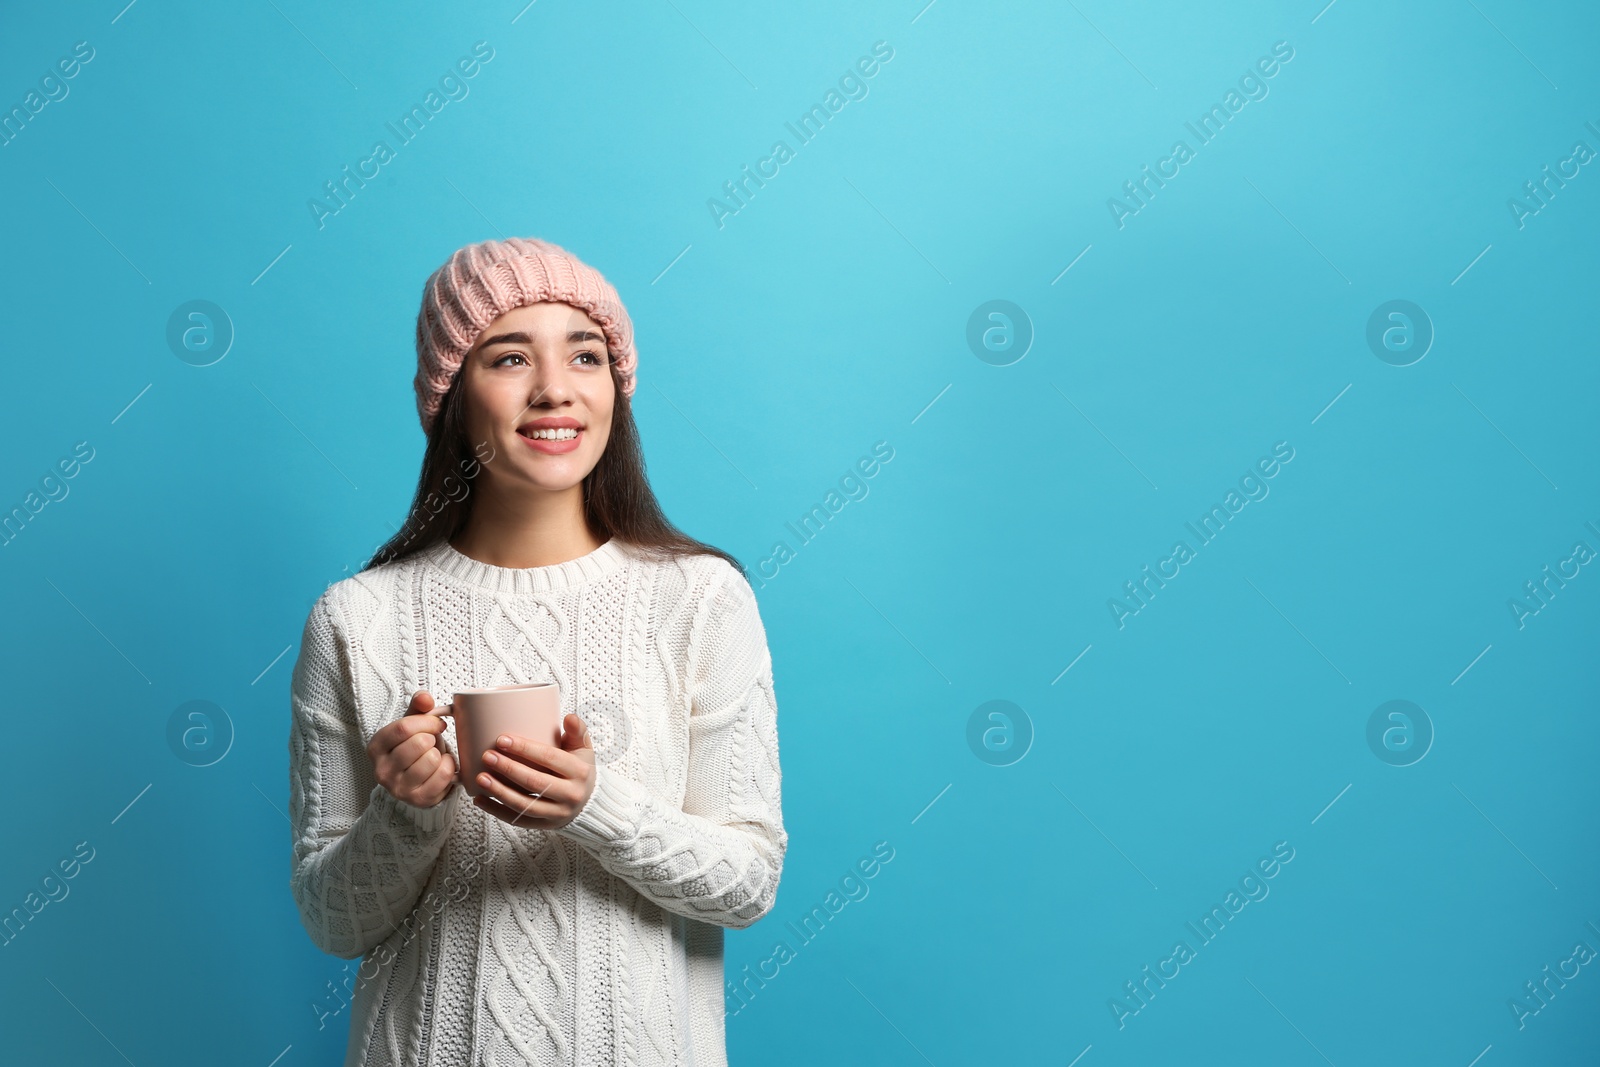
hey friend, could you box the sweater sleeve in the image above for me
[557,566,787,930]
[288,587,461,959]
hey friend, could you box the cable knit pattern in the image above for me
[287,539,787,1066]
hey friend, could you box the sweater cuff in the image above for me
[559,762,643,845]
[370,782,460,834]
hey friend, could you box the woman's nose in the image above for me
[528,357,570,404]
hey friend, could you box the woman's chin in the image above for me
[511,460,596,494]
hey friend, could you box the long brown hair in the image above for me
[360,355,743,577]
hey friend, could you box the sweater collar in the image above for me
[421,537,628,595]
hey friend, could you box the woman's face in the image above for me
[458,301,616,495]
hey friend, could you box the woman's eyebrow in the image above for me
[476,329,606,350]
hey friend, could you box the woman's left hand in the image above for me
[472,713,597,830]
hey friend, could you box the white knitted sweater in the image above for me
[287,537,787,1066]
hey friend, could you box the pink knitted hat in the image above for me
[413,236,637,435]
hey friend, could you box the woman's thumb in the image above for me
[562,713,591,751]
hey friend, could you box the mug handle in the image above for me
[427,701,460,781]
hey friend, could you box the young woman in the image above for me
[288,236,787,1066]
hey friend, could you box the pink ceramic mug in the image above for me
[437,681,563,798]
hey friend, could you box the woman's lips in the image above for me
[518,429,582,455]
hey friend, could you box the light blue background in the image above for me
[2,1,1597,1064]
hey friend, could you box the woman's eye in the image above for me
[490,351,604,368]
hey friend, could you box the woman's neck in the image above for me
[448,485,602,568]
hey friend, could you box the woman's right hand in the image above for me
[367,690,458,809]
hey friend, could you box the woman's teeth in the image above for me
[521,428,579,440]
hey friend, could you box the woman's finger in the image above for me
[430,749,458,790]
[372,729,421,783]
[395,743,445,794]
[389,729,439,776]
[373,711,443,765]
[478,752,573,805]
[490,732,584,780]
[472,773,562,825]
[560,714,592,752]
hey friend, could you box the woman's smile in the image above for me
[518,416,584,455]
